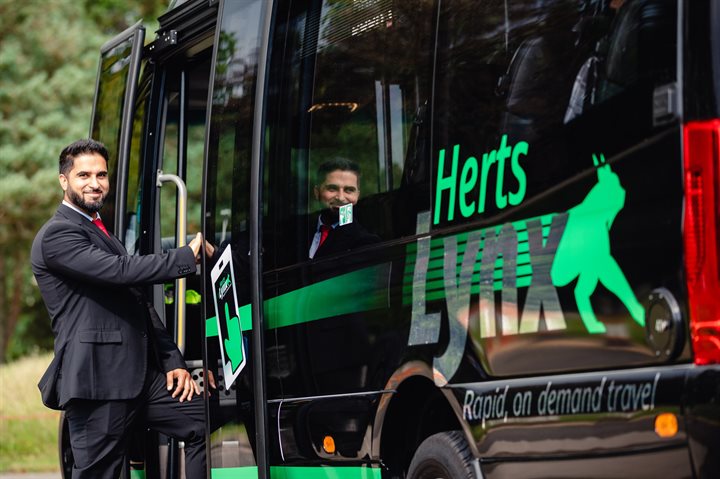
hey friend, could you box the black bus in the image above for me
[61,0,720,477]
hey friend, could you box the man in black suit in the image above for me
[308,158,379,259]
[31,139,209,478]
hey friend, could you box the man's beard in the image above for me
[67,188,106,214]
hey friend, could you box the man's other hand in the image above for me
[204,240,215,258]
[166,368,200,402]
[188,232,203,262]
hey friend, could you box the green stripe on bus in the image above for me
[264,263,389,329]
[211,466,381,479]
[207,264,389,336]
[401,213,554,305]
[211,467,259,479]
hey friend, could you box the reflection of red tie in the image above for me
[92,217,110,238]
[319,224,332,247]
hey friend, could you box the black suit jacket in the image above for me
[267,212,381,269]
[311,216,380,259]
[31,204,196,409]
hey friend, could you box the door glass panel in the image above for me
[257,1,438,462]
[265,0,436,270]
[160,91,180,243]
[91,26,144,235]
[159,72,207,243]
[158,51,213,364]
[204,0,265,470]
[124,76,150,255]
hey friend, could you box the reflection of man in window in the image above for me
[309,158,379,259]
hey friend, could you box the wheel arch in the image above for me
[373,361,480,476]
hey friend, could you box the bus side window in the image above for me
[265,0,436,270]
[432,0,677,229]
[565,0,676,123]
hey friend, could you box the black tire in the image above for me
[407,431,476,479]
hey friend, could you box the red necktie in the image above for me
[319,224,332,247]
[92,217,110,238]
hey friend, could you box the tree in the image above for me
[0,0,167,362]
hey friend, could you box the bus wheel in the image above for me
[58,412,74,479]
[407,431,476,479]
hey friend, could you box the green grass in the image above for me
[0,353,61,473]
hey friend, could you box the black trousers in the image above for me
[65,368,206,479]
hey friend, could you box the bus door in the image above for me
[260,0,437,475]
[89,22,145,240]
[91,3,219,476]
[147,21,215,479]
[100,1,264,475]
[202,0,273,477]
[98,2,228,476]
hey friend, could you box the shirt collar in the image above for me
[62,200,99,222]
[316,215,338,230]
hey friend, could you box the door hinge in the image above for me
[148,29,178,56]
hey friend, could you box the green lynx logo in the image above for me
[411,152,645,385]
[551,154,645,333]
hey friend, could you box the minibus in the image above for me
[59,0,720,477]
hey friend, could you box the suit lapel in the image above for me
[325,223,345,247]
[106,231,127,254]
[57,205,127,255]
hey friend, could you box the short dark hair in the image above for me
[316,158,361,185]
[59,139,109,175]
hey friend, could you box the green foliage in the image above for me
[85,0,167,34]
[0,0,101,362]
[0,0,169,472]
[5,307,54,362]
[0,0,168,362]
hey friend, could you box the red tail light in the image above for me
[683,120,720,364]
